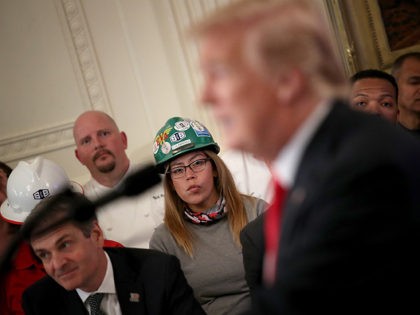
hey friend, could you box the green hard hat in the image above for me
[153,117,220,173]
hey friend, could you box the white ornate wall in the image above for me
[0,0,232,184]
[0,0,350,184]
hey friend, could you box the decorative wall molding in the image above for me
[167,0,232,94]
[164,0,233,140]
[364,0,384,67]
[168,0,212,97]
[340,0,420,70]
[0,0,111,164]
[0,122,75,163]
[57,0,111,114]
[324,0,358,75]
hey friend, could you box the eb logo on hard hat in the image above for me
[0,156,71,225]
[33,189,50,200]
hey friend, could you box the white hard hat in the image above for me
[0,157,73,225]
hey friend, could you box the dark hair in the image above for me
[22,190,97,241]
[0,161,12,177]
[392,52,420,78]
[350,69,398,100]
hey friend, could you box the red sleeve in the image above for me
[103,239,124,248]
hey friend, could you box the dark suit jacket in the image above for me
[240,213,264,292]
[22,247,205,315]
[251,101,420,315]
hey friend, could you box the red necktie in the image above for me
[263,179,286,286]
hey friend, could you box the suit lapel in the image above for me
[281,101,350,239]
[106,248,146,315]
[66,291,90,315]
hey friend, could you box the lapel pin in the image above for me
[290,187,306,205]
[129,292,140,302]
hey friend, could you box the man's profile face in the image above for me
[198,29,280,159]
[74,112,127,175]
[31,222,105,292]
[397,58,420,113]
[350,77,398,123]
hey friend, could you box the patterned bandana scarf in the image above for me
[184,195,227,225]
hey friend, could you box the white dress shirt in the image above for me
[77,253,122,315]
[83,162,164,248]
[272,101,332,188]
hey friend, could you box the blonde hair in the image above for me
[163,150,253,257]
[190,0,347,98]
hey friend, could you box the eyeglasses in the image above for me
[166,158,211,179]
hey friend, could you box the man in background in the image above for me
[191,0,420,314]
[73,111,163,248]
[392,52,420,138]
[349,69,398,123]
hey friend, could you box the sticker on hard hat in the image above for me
[172,139,192,152]
[155,126,172,145]
[170,132,186,143]
[153,141,159,155]
[161,142,171,154]
[191,121,211,137]
[33,189,50,200]
[174,120,190,131]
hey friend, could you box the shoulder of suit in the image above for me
[23,275,63,299]
[105,246,175,262]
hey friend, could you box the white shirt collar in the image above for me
[272,100,332,188]
[76,252,117,302]
[88,162,133,192]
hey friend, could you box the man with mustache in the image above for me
[73,111,164,248]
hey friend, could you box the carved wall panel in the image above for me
[0,0,110,170]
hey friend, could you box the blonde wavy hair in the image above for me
[189,0,348,99]
[163,150,254,257]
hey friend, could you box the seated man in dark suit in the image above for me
[21,191,205,315]
[240,213,265,294]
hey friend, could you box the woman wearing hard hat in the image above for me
[149,117,266,315]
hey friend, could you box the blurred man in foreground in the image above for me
[191,0,420,314]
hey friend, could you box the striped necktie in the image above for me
[86,293,105,315]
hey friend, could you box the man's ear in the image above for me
[276,68,305,105]
[75,149,84,165]
[91,221,105,247]
[120,131,128,149]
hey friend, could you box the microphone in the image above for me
[94,163,161,207]
[74,163,162,221]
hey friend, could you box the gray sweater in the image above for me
[149,196,266,315]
